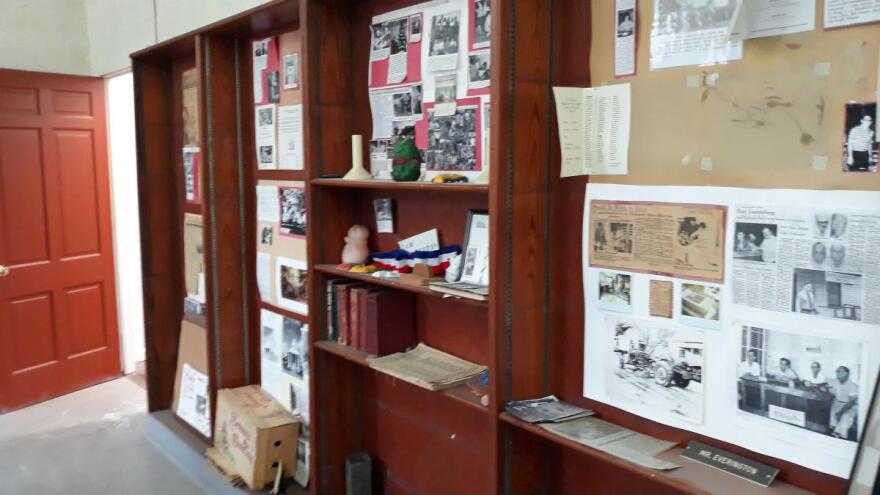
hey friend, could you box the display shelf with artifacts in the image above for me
[311,177,489,192]
[132,0,308,490]
[303,1,499,491]
[314,340,488,412]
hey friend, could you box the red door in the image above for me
[0,69,120,413]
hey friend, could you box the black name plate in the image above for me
[681,441,779,487]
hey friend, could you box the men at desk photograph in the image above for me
[738,347,861,442]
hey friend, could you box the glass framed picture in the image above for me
[461,210,489,286]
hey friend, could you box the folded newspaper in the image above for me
[506,395,594,423]
[367,343,486,391]
[541,416,680,471]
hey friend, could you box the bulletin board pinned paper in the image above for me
[256,180,308,315]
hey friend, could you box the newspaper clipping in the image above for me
[589,200,726,282]
[650,0,742,70]
[732,206,879,324]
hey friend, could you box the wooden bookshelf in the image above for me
[500,413,812,495]
[312,178,489,193]
[314,264,488,307]
[315,340,487,413]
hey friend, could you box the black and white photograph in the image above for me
[842,102,877,173]
[810,241,828,267]
[409,13,422,42]
[426,107,478,171]
[468,51,491,89]
[259,145,274,165]
[830,213,848,240]
[792,268,862,321]
[617,8,635,37]
[373,198,394,233]
[277,257,308,314]
[598,271,631,305]
[435,78,457,105]
[733,222,777,263]
[460,210,490,286]
[392,89,413,119]
[738,325,863,442]
[262,322,279,364]
[258,106,274,126]
[388,18,408,55]
[606,314,705,423]
[829,244,847,270]
[429,11,460,56]
[260,225,273,246]
[392,121,416,140]
[813,212,831,238]
[653,0,739,36]
[281,317,307,378]
[371,22,391,52]
[279,186,306,237]
[369,139,388,156]
[592,222,632,254]
[283,53,299,89]
[183,148,197,202]
[473,0,491,48]
[411,84,423,116]
[267,71,280,103]
[680,283,720,330]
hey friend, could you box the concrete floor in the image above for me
[0,374,208,495]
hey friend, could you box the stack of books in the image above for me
[505,395,594,423]
[368,344,486,391]
[325,279,415,356]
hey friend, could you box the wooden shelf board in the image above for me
[311,178,489,193]
[499,412,811,495]
[313,264,488,308]
[315,340,488,414]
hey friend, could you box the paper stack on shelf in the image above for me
[367,343,486,391]
[505,395,593,423]
[541,417,680,471]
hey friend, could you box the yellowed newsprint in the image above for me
[589,200,726,282]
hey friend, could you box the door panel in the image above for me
[56,130,101,257]
[0,128,50,265]
[0,69,120,413]
[65,283,108,356]
[9,292,57,371]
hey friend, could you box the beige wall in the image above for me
[1,0,273,77]
[0,0,92,76]
[590,0,880,192]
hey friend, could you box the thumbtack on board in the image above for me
[700,157,714,171]
[812,155,828,171]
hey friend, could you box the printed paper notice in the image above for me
[369,88,395,139]
[588,200,726,282]
[257,185,280,222]
[176,363,211,437]
[278,104,304,170]
[399,228,440,252]
[650,0,742,70]
[731,0,815,40]
[649,280,673,318]
[824,0,880,28]
[553,84,630,177]
[387,18,409,84]
[257,252,272,302]
[615,0,637,77]
[255,104,277,169]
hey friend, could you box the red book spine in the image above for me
[365,291,415,356]
[357,287,370,351]
[349,289,360,351]
[337,285,350,346]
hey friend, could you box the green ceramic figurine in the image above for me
[391,137,421,182]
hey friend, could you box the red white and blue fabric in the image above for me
[370,245,462,274]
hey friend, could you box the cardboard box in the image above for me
[207,385,300,490]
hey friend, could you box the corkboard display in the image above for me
[590,0,880,191]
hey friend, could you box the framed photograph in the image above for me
[460,210,489,286]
